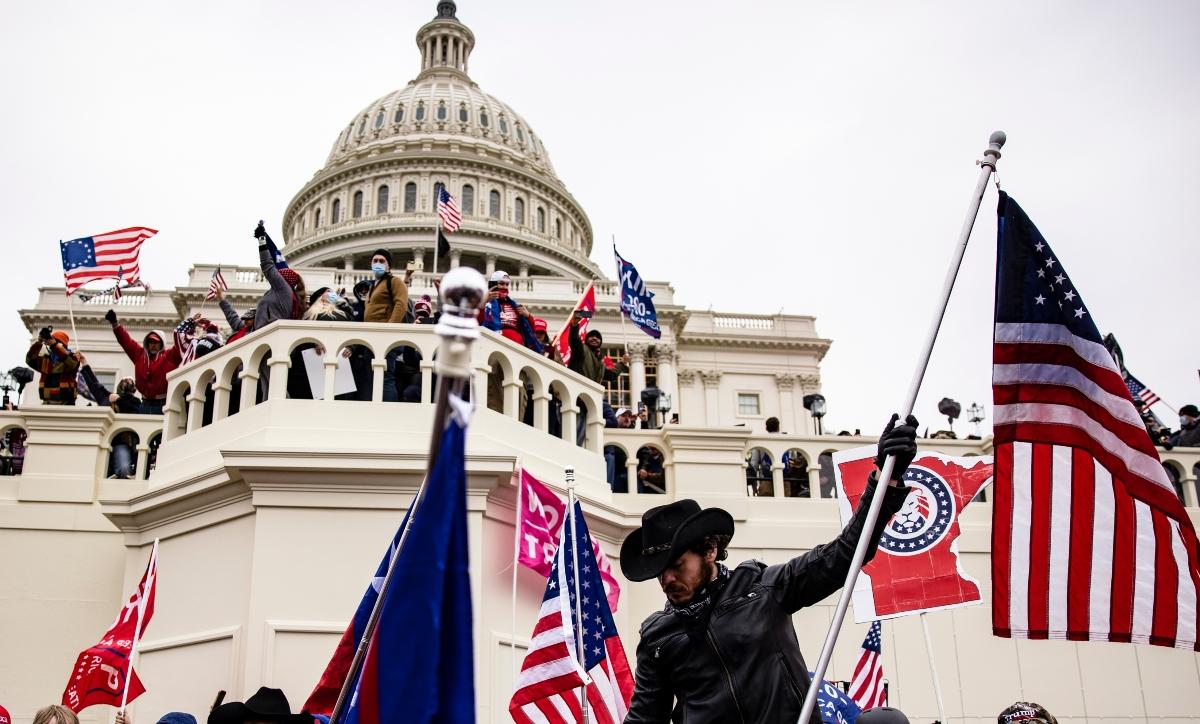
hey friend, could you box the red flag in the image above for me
[554,282,596,366]
[62,541,158,713]
[835,448,992,620]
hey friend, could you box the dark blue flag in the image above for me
[809,674,862,723]
[613,245,661,339]
[264,232,289,270]
[339,399,475,723]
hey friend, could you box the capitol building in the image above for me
[4,3,1199,721]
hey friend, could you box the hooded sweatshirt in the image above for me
[113,325,182,400]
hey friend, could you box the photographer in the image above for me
[25,327,79,405]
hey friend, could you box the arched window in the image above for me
[404,182,417,212]
[353,191,363,218]
[461,185,474,216]
[331,198,341,224]
[436,101,447,121]
[357,117,366,135]
[415,102,426,121]
[554,219,562,239]
[479,108,489,127]
[393,105,405,123]
[489,190,501,218]
[374,110,384,129]
[514,198,525,225]
[377,185,389,215]
[536,207,546,233]
[433,182,445,211]
[516,125,525,143]
[499,116,509,135]
[315,207,322,228]
[458,103,469,123]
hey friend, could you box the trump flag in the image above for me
[834,448,993,621]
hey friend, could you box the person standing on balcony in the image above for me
[620,415,919,724]
[104,309,181,414]
[481,271,541,352]
[567,312,628,443]
[253,223,308,330]
[26,327,79,405]
[363,249,410,402]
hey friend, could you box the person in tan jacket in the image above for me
[364,248,410,401]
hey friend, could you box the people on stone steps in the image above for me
[26,327,79,406]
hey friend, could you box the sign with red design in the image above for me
[835,448,992,621]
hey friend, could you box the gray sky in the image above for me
[1,0,1196,435]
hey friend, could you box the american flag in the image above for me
[1124,372,1161,410]
[60,227,156,296]
[206,266,229,300]
[991,192,1199,651]
[437,187,462,233]
[848,621,887,709]
[510,501,633,724]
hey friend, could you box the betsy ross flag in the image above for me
[848,621,887,710]
[1123,372,1161,410]
[60,227,156,295]
[334,396,475,723]
[206,266,229,300]
[437,187,462,233]
[62,541,158,712]
[991,192,1200,651]
[510,501,634,724]
[555,282,596,366]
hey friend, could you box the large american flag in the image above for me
[848,621,886,709]
[206,266,229,300]
[437,187,462,234]
[991,192,1199,651]
[1123,372,1161,410]
[60,227,156,296]
[510,501,633,724]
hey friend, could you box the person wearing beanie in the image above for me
[997,701,1057,724]
[157,714,198,724]
[1170,403,1200,448]
[26,325,80,405]
[362,248,410,401]
[859,707,911,724]
[413,294,435,323]
[566,310,627,386]
[252,222,308,331]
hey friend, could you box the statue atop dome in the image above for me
[436,1,458,20]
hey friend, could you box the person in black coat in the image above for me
[620,415,919,724]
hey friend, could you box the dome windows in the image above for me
[377,185,389,215]
[404,182,417,212]
[516,125,525,143]
[458,103,469,123]
[394,105,405,123]
[353,191,364,219]
[436,101,447,121]
[499,116,508,135]
[315,207,322,228]
[415,102,426,121]
[357,117,366,135]
[331,198,341,224]
[461,184,474,215]
[479,107,489,127]
[374,111,385,129]
[554,219,562,239]
[433,182,445,212]
[536,207,545,233]
[488,190,500,219]
[514,197,525,226]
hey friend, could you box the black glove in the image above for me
[254,221,267,242]
[104,309,118,326]
[875,413,919,481]
[38,326,52,340]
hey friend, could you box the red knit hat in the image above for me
[279,268,302,290]
[50,329,70,346]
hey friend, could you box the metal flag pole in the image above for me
[433,212,443,281]
[119,538,159,713]
[613,236,632,358]
[920,612,948,723]
[566,466,590,724]
[797,131,1005,724]
[510,461,524,685]
[329,267,486,724]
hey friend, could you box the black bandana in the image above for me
[669,563,730,621]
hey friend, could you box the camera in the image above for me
[575,309,593,319]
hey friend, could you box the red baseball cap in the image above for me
[532,318,548,333]
[0,703,12,724]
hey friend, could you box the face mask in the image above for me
[1183,416,1195,427]
[326,291,339,304]
[371,263,387,278]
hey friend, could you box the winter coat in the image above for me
[26,339,79,405]
[253,243,302,330]
[566,322,624,385]
[482,296,542,352]
[112,325,182,400]
[79,365,141,414]
[625,476,910,724]
[363,274,409,323]
[219,299,246,334]
[1171,423,1200,448]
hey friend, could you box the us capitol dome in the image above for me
[281,0,600,280]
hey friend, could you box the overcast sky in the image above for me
[1,0,1196,435]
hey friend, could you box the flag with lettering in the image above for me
[613,245,660,339]
[60,227,156,296]
[811,675,862,724]
[515,467,621,612]
[991,192,1200,650]
[62,541,158,712]
[555,282,596,366]
[834,449,993,621]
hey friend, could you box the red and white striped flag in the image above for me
[848,621,887,709]
[554,282,596,366]
[510,501,633,724]
[991,193,1199,651]
[60,227,156,296]
[437,187,462,233]
[206,266,228,300]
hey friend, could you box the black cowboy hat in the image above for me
[620,499,734,582]
[208,687,312,724]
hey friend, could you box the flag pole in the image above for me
[433,213,442,280]
[613,237,632,360]
[919,612,948,724]
[67,293,81,353]
[120,538,159,713]
[328,267,486,724]
[797,131,1005,724]
[566,465,590,724]
[511,462,524,686]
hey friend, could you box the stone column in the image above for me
[771,464,784,498]
[700,370,722,426]
[531,392,550,433]
[135,444,150,481]
[412,247,426,272]
[503,380,522,419]
[797,374,821,435]
[450,249,462,269]
[211,382,232,422]
[239,368,259,411]
[518,261,530,278]
[342,255,354,271]
[186,391,206,434]
[655,344,677,415]
[561,406,578,444]
[268,358,290,401]
[676,369,698,425]
[775,373,797,434]
[371,359,387,402]
[808,465,823,498]
[627,342,648,414]
[485,254,497,276]
[1182,474,1199,508]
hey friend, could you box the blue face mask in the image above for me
[326,291,339,304]
[371,263,387,278]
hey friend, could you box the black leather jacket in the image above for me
[625,477,910,724]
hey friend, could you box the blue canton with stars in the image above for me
[546,502,618,670]
[861,620,882,654]
[995,192,1105,345]
[879,465,955,556]
[60,236,99,271]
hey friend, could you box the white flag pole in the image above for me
[510,462,524,685]
[920,612,948,723]
[797,131,1005,724]
[120,538,159,713]
[566,466,590,724]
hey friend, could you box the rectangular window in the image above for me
[737,393,761,416]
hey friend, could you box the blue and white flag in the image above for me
[613,245,661,339]
[810,674,862,724]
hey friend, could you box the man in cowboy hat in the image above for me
[621,415,920,724]
[208,686,312,724]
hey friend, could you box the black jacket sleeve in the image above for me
[768,473,910,613]
[624,621,675,723]
[80,365,111,406]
